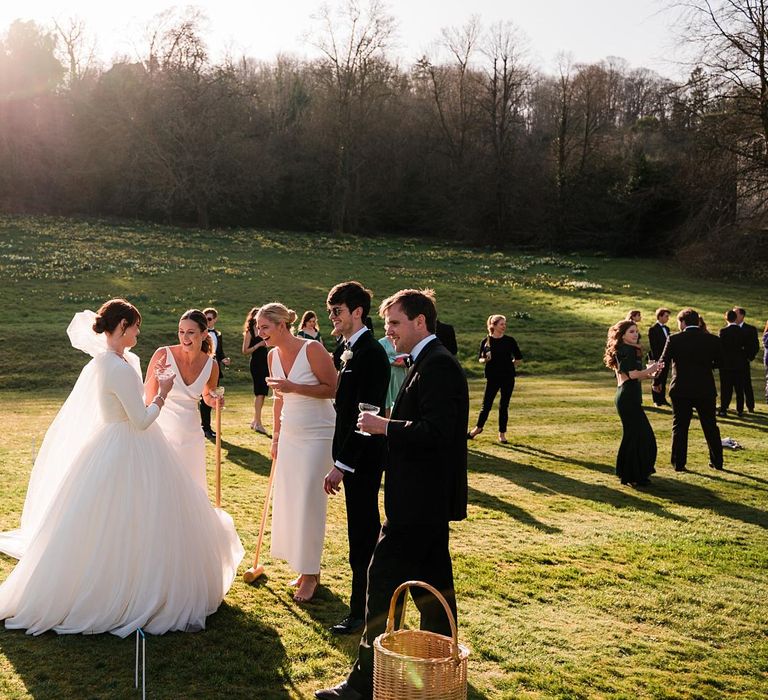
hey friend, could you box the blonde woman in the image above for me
[257,303,336,603]
[468,314,522,444]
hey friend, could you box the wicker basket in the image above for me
[373,580,470,700]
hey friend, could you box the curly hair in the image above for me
[604,320,638,370]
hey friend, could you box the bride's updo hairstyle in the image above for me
[257,303,297,333]
[180,309,213,354]
[93,298,142,334]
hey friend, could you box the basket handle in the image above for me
[384,580,460,664]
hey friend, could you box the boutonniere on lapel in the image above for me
[340,347,354,366]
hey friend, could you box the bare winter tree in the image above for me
[676,0,768,223]
[309,0,397,232]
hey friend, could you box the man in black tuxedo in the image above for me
[324,282,390,636]
[719,309,747,417]
[435,317,458,355]
[649,307,671,406]
[655,308,724,472]
[200,307,229,440]
[316,289,469,700]
[734,307,759,413]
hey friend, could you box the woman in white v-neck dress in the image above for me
[257,303,336,603]
[145,310,219,494]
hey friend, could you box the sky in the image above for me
[0,1,690,78]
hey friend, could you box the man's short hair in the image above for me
[734,306,746,317]
[655,307,671,320]
[379,289,437,333]
[203,307,218,318]
[726,309,738,323]
[327,281,372,318]
[677,308,700,326]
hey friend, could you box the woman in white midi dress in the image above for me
[0,300,243,637]
[146,309,219,494]
[257,303,336,603]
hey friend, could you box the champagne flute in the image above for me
[355,402,380,436]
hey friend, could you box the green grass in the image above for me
[0,215,767,698]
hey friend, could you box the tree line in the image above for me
[1,1,767,268]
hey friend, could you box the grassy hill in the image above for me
[0,216,766,699]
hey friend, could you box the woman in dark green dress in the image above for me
[604,320,663,486]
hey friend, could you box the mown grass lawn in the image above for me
[0,216,766,699]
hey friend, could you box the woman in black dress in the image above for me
[242,306,269,435]
[604,319,663,486]
[468,314,522,444]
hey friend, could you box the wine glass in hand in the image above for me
[355,403,380,436]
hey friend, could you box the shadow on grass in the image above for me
[467,485,561,534]
[0,601,293,699]
[470,444,768,530]
[245,570,349,635]
[222,439,272,477]
[467,449,686,522]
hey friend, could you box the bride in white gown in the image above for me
[258,303,336,603]
[145,309,219,494]
[0,299,244,637]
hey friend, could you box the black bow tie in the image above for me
[403,355,414,368]
[344,341,352,350]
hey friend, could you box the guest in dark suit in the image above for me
[199,307,229,440]
[435,317,458,355]
[734,307,759,412]
[315,288,469,700]
[718,309,747,417]
[648,307,671,406]
[655,308,724,472]
[323,282,390,636]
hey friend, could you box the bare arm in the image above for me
[143,347,168,406]
[201,360,221,408]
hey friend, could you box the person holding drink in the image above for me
[258,303,337,603]
[323,281,390,636]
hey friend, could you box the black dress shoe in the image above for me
[674,466,688,472]
[315,680,366,700]
[329,615,364,635]
[717,410,727,417]
[203,429,216,440]
[709,463,724,471]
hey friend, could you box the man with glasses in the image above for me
[323,282,390,636]
[200,307,229,440]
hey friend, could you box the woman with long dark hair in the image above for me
[604,319,663,486]
[145,309,221,494]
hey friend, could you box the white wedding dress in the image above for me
[154,346,213,493]
[270,340,335,574]
[0,312,244,637]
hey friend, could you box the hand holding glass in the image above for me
[356,403,380,436]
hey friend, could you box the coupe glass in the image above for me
[355,402,380,436]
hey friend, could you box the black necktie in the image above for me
[403,355,413,368]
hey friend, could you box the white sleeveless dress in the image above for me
[154,347,214,493]
[270,341,335,574]
[0,351,244,637]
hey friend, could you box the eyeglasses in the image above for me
[328,306,345,317]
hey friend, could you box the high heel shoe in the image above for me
[467,427,483,440]
[293,573,319,603]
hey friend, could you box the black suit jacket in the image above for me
[386,338,469,526]
[435,320,458,355]
[332,330,390,471]
[658,327,722,400]
[719,324,746,370]
[648,323,669,361]
[741,322,759,362]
